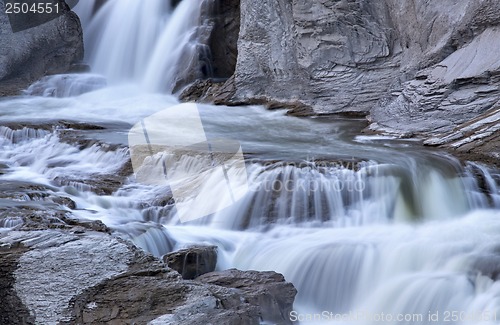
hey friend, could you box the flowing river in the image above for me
[1,1,500,324]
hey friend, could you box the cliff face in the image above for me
[205,0,499,160]
[0,0,83,95]
[229,0,395,114]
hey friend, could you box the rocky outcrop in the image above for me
[370,26,500,162]
[164,245,218,279]
[210,0,500,116]
[197,269,297,325]
[183,0,499,162]
[0,0,84,95]
[0,229,296,325]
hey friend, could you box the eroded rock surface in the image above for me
[197,269,297,325]
[215,0,500,116]
[370,26,500,163]
[193,0,500,163]
[0,230,296,325]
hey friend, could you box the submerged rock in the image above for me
[24,74,107,97]
[164,245,218,279]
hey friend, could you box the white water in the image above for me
[74,0,210,92]
[1,1,500,324]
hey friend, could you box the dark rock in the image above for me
[59,215,110,233]
[66,63,91,73]
[197,268,297,324]
[0,0,84,93]
[171,0,218,93]
[164,245,218,279]
[208,0,240,78]
[51,196,77,209]
[0,247,35,325]
[180,78,315,116]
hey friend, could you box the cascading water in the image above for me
[73,0,211,92]
[1,1,500,324]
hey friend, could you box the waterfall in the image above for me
[1,97,500,322]
[79,0,169,82]
[73,0,211,92]
[3,2,499,323]
[142,0,212,93]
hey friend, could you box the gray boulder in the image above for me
[0,0,83,94]
[0,229,297,325]
[197,269,297,325]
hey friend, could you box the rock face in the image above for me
[211,0,498,115]
[215,0,500,114]
[164,245,218,280]
[0,0,84,94]
[197,269,297,325]
[208,0,240,79]
[0,229,296,325]
[189,0,499,161]
[370,25,500,162]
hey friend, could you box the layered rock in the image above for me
[0,229,296,325]
[0,0,84,95]
[197,269,297,325]
[184,0,499,162]
[370,26,500,163]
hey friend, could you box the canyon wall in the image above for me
[199,0,499,161]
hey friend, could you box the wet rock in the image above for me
[0,0,84,92]
[164,245,218,279]
[115,222,176,258]
[0,229,297,325]
[59,215,110,233]
[197,268,297,325]
[51,196,77,209]
[179,79,226,103]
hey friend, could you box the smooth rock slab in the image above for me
[6,231,131,324]
[0,230,297,325]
